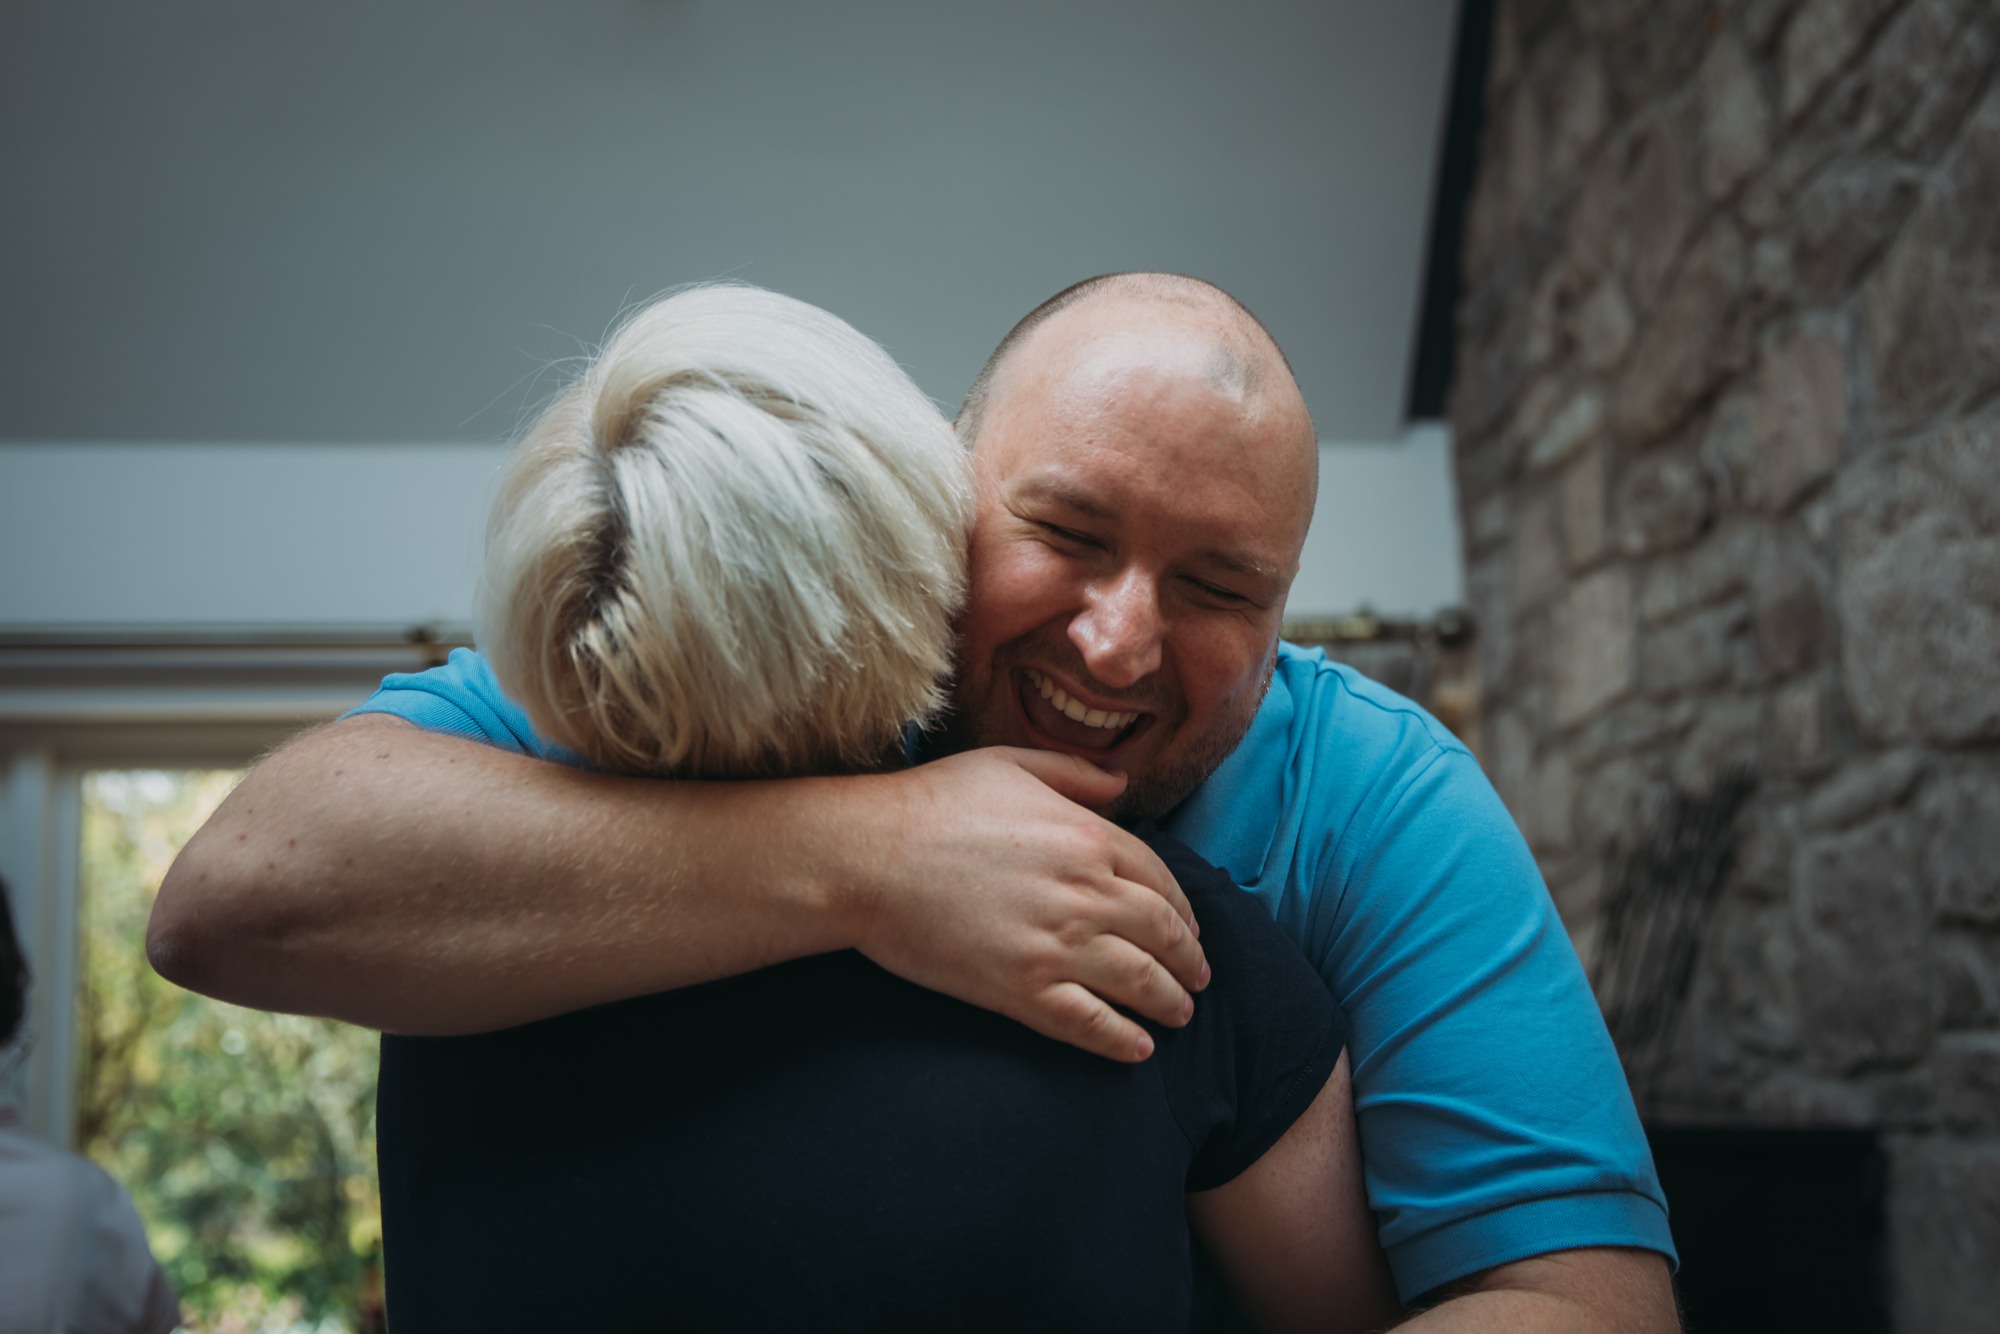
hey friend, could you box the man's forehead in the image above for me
[972,286,1318,548]
[1012,297,1255,395]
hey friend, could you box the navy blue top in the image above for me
[376,835,1344,1332]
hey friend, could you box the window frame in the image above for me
[0,630,461,1144]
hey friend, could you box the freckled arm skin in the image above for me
[148,714,1209,1057]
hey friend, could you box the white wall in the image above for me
[0,443,503,633]
[0,434,1460,633]
[1292,424,1465,619]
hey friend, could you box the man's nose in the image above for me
[1070,567,1164,689]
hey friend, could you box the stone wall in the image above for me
[1448,1,1999,1327]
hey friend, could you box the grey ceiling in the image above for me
[0,0,1457,444]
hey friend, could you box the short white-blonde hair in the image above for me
[479,284,972,778]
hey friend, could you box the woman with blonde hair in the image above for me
[370,285,1395,1332]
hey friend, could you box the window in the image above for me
[0,631,451,1333]
[76,770,385,1334]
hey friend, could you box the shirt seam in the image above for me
[1393,1187,1678,1299]
[1289,646,1471,758]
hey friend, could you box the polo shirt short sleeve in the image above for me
[1162,642,1675,1299]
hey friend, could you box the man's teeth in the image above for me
[1026,670,1137,731]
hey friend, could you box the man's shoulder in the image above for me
[1167,642,1488,887]
[345,648,573,762]
[1240,639,1480,821]
[1270,640,1468,763]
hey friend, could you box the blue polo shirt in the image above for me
[1162,644,1673,1295]
[351,643,1674,1299]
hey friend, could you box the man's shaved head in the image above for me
[955,272,1310,452]
[941,272,1322,818]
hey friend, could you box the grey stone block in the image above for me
[1745,1069,1881,1125]
[1641,599,1749,697]
[1560,447,1610,571]
[1700,385,1762,511]
[1466,554,1517,697]
[1574,0,1649,39]
[1878,1065,1944,1130]
[1526,388,1606,472]
[1807,0,1971,151]
[1638,519,1762,623]
[1573,278,1637,372]
[1672,693,1768,790]
[1937,1033,2000,1131]
[1571,751,1666,852]
[1703,29,1773,199]
[1585,695,1702,769]
[1546,854,1606,942]
[1614,222,1750,448]
[1711,896,1804,1057]
[1552,566,1638,728]
[1682,519,1765,605]
[1920,768,2000,925]
[1837,416,2000,744]
[1795,158,1923,301]
[1483,706,1534,825]
[1742,0,1802,53]
[1747,236,1796,327]
[1510,489,1567,611]
[1526,28,1611,191]
[1751,318,1849,510]
[1771,675,1838,776]
[1751,531,1832,681]
[1802,748,1930,830]
[1453,269,1538,447]
[1618,119,1699,314]
[1601,0,1717,118]
[1617,449,1717,556]
[1795,815,1933,1071]
[1733,801,1799,898]
[1467,491,1511,556]
[1936,928,2000,1029]
[1864,89,2000,427]
[1780,0,1875,121]
[1529,748,1577,852]
[1889,1135,2000,1333]
[1895,7,1994,161]
[1562,138,1627,285]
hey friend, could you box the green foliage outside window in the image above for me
[77,770,386,1334]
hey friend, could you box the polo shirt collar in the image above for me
[1160,657,1294,888]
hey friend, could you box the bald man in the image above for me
[151,274,1679,1330]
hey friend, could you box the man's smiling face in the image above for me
[938,292,1317,820]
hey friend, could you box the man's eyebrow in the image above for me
[1010,476,1114,521]
[1009,476,1284,583]
[1203,549,1283,582]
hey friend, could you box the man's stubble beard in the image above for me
[925,642,1278,824]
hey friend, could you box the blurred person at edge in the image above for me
[0,876,180,1334]
[366,284,1396,1332]
[154,273,1680,1330]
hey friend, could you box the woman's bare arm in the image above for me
[148,714,1208,1056]
[1187,1049,1405,1334]
[1189,1050,1680,1333]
